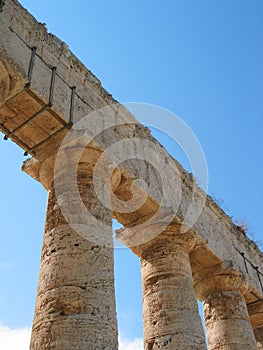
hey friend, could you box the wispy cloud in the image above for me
[0,326,31,350]
[119,336,143,350]
[0,325,143,350]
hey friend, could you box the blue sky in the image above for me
[0,0,262,348]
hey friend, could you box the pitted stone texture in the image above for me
[203,291,257,350]
[30,163,118,350]
[194,263,250,301]
[2,0,263,301]
[248,300,263,349]
[140,233,206,350]
[0,60,18,103]
[254,327,263,350]
[1,0,262,348]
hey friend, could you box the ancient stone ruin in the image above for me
[0,1,262,349]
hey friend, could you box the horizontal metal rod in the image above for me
[1,123,30,151]
[24,122,72,156]
[0,123,11,135]
[5,34,94,112]
[25,88,68,127]
[0,86,28,108]
[5,105,50,138]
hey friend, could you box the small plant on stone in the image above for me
[235,218,263,250]
[234,218,249,234]
[210,192,230,214]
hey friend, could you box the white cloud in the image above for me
[119,336,143,350]
[0,326,31,350]
[0,325,143,350]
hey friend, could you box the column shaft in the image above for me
[140,236,206,350]
[248,300,263,350]
[30,163,118,349]
[195,267,258,350]
[254,327,263,350]
[203,290,257,350]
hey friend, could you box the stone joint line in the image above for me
[0,1,262,349]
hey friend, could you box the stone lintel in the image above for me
[0,0,262,301]
[116,220,200,255]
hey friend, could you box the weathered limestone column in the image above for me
[194,263,257,350]
[248,301,263,349]
[254,328,263,350]
[26,147,118,350]
[129,225,207,350]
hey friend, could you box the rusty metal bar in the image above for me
[0,123,11,136]
[4,66,57,139]
[26,46,37,87]
[235,247,263,277]
[241,252,249,274]
[69,86,76,124]
[1,86,28,109]
[5,105,49,139]
[48,67,56,106]
[24,123,72,156]
[1,123,30,150]
[256,267,263,292]
[25,88,68,127]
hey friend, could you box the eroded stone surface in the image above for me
[30,154,118,350]
[0,0,263,349]
[254,327,263,350]
[138,228,206,350]
[203,291,257,350]
[248,302,263,349]
[196,270,257,350]
[0,0,262,299]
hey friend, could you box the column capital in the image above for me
[117,218,198,256]
[248,300,263,330]
[22,146,121,191]
[194,261,249,300]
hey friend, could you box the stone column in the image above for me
[248,301,263,349]
[194,263,257,350]
[254,328,263,350]
[131,225,207,350]
[27,147,118,350]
